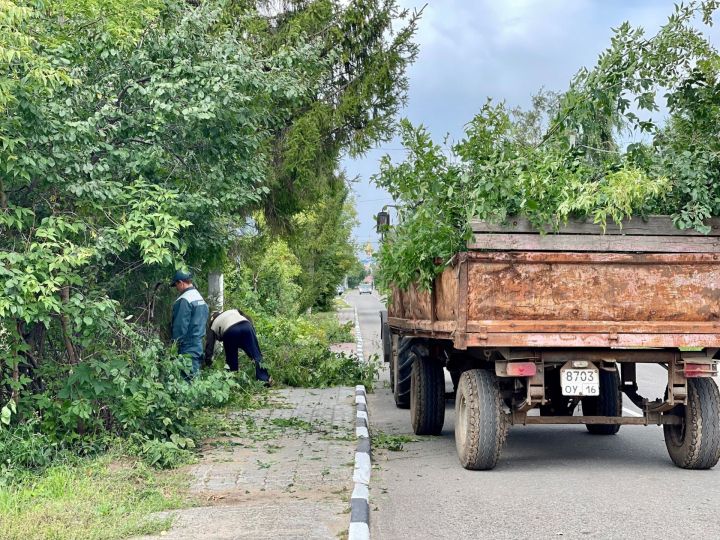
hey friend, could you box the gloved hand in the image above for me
[203,353,214,367]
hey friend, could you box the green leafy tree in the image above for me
[225,237,303,317]
[291,185,359,310]
[0,0,356,444]
[376,2,720,289]
[0,0,418,464]
[225,0,422,231]
[346,259,367,289]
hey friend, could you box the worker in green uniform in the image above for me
[170,270,209,377]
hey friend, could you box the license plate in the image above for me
[560,366,599,396]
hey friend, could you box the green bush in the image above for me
[224,239,304,318]
[307,312,354,344]
[3,303,367,476]
[129,435,196,470]
[252,313,378,389]
[0,319,246,476]
[0,421,67,482]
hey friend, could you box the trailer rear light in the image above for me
[684,363,717,378]
[506,362,537,377]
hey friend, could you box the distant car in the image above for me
[358,283,372,295]
[336,285,345,295]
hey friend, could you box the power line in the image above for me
[352,238,381,244]
[352,197,395,204]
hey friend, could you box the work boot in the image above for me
[255,359,271,385]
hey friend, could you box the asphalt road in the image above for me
[345,289,720,540]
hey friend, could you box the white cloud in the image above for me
[483,0,591,47]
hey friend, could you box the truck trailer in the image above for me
[380,216,720,470]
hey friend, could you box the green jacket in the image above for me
[171,287,209,357]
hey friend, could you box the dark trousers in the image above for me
[223,322,270,382]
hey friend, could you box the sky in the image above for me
[343,0,706,254]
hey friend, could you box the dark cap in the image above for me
[170,269,192,287]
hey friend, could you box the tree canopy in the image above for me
[0,0,418,451]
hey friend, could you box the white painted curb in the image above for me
[349,306,371,540]
[354,307,364,361]
[349,384,371,540]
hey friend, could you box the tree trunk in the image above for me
[0,179,7,209]
[59,286,79,364]
[208,271,224,311]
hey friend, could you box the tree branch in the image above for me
[115,76,152,107]
[58,286,79,365]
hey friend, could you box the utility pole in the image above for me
[208,271,224,311]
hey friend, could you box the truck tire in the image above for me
[380,310,391,365]
[582,368,621,435]
[389,347,395,390]
[393,337,416,409]
[410,355,445,435]
[663,378,720,470]
[454,369,508,470]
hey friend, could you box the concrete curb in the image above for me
[349,307,371,540]
[354,307,364,361]
[350,385,371,540]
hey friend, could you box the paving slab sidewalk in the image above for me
[136,387,357,540]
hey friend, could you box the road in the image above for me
[345,289,720,540]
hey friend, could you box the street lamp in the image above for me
[376,204,402,237]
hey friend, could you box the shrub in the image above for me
[252,313,379,389]
[307,312,354,344]
[0,421,67,482]
[129,435,196,470]
[0,320,245,474]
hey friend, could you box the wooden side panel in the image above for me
[388,287,404,319]
[434,267,458,321]
[390,219,720,348]
[388,283,432,321]
[466,254,720,323]
[470,216,720,236]
[469,233,720,252]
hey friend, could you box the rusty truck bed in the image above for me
[387,216,720,349]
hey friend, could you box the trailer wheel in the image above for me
[389,349,395,390]
[582,368,621,435]
[393,338,417,409]
[410,355,445,435]
[450,370,461,394]
[454,369,508,470]
[664,378,720,470]
[380,310,391,365]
